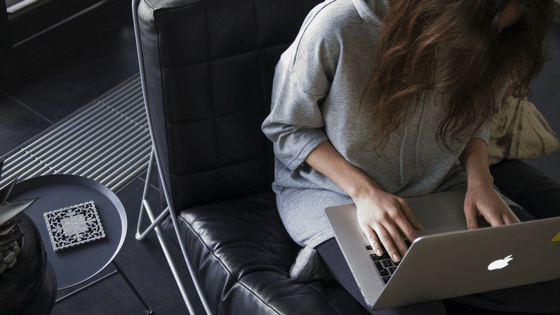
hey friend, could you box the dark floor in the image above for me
[0,1,202,314]
[0,2,559,315]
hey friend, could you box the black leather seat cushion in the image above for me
[162,192,364,315]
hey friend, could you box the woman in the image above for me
[262,0,559,313]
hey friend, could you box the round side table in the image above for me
[10,174,152,314]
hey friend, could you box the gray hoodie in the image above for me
[262,0,508,248]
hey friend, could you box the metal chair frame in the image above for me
[132,1,214,314]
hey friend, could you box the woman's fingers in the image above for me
[360,222,384,257]
[482,207,517,227]
[464,186,520,229]
[358,200,422,262]
[502,212,516,225]
[362,219,403,262]
[464,203,479,230]
[375,224,402,262]
[397,199,423,237]
[464,189,518,229]
[360,218,404,261]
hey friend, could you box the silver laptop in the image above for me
[324,189,560,310]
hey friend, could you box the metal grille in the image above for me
[0,74,150,192]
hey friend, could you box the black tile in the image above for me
[2,19,139,123]
[52,272,148,314]
[8,0,104,45]
[108,0,134,17]
[0,92,51,157]
[0,1,132,88]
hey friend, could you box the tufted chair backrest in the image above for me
[137,0,322,211]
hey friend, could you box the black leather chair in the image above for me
[132,0,560,314]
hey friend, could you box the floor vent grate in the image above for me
[1,74,150,192]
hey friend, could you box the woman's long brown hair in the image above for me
[364,0,554,153]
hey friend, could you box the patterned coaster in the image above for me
[43,201,106,251]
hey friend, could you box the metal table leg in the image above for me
[113,260,154,315]
[54,261,154,314]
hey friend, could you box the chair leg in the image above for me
[136,149,168,241]
[166,204,215,315]
[135,149,214,315]
[133,1,215,311]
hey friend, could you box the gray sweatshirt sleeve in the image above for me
[262,18,338,171]
[470,81,510,145]
[261,74,329,171]
[471,122,491,144]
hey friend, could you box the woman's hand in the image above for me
[464,181,516,230]
[459,138,516,230]
[305,141,422,263]
[354,188,423,263]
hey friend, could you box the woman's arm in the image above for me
[306,140,423,262]
[459,138,516,229]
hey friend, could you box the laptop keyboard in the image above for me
[365,241,411,284]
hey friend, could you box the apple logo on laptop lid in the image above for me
[488,255,513,271]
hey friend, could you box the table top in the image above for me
[10,174,127,289]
